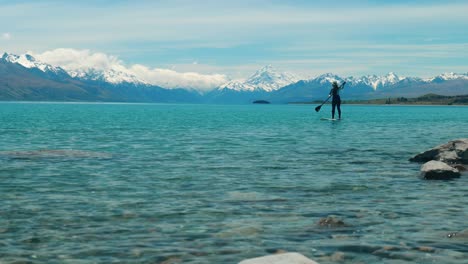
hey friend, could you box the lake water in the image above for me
[0,102,467,263]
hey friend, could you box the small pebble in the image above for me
[418,246,436,253]
[331,251,345,261]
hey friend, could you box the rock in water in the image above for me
[253,100,270,104]
[410,138,468,164]
[420,160,460,180]
[239,253,319,264]
[317,216,346,228]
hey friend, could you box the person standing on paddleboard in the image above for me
[329,81,346,119]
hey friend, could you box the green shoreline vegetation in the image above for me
[292,94,468,105]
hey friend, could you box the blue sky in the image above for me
[1,0,467,82]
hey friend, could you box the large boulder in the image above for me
[410,139,468,164]
[239,253,319,264]
[420,160,461,180]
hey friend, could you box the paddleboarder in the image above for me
[329,81,345,119]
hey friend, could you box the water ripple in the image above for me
[1,103,467,263]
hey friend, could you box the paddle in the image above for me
[314,96,331,112]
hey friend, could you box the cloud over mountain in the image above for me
[1,50,467,103]
[33,49,121,72]
[32,48,228,91]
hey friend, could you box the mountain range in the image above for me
[1,52,467,103]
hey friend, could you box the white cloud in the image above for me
[128,64,227,91]
[33,48,121,71]
[1,2,467,80]
[33,48,227,91]
[2,32,11,40]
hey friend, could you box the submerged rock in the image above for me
[330,251,345,261]
[416,246,436,253]
[420,161,460,180]
[317,216,346,228]
[410,138,468,165]
[160,256,182,264]
[239,252,319,264]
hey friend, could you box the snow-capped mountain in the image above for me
[0,52,203,102]
[1,52,68,75]
[1,52,142,85]
[1,51,467,103]
[218,80,249,91]
[69,68,143,85]
[310,73,344,85]
[220,65,299,92]
[305,72,405,90]
[309,71,468,88]
[345,72,404,90]
[426,72,468,82]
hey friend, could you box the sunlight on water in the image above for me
[0,103,467,263]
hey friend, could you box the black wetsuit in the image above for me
[330,87,341,119]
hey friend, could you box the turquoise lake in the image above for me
[0,102,467,263]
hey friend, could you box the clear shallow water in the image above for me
[0,102,467,264]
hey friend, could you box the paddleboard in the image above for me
[320,118,341,121]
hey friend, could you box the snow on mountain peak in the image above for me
[374,72,403,88]
[103,69,143,84]
[430,72,468,81]
[313,73,343,85]
[257,64,274,72]
[1,52,64,74]
[1,52,143,85]
[247,65,299,91]
[221,65,299,92]
[346,72,404,90]
[69,68,144,85]
[219,79,250,90]
[2,51,468,91]
[2,53,21,64]
[385,72,400,81]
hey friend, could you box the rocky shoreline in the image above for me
[409,138,468,180]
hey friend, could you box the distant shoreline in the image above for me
[290,94,468,106]
[1,93,468,106]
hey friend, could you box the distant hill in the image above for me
[252,100,270,104]
[0,53,202,102]
[1,52,468,103]
[343,94,468,105]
